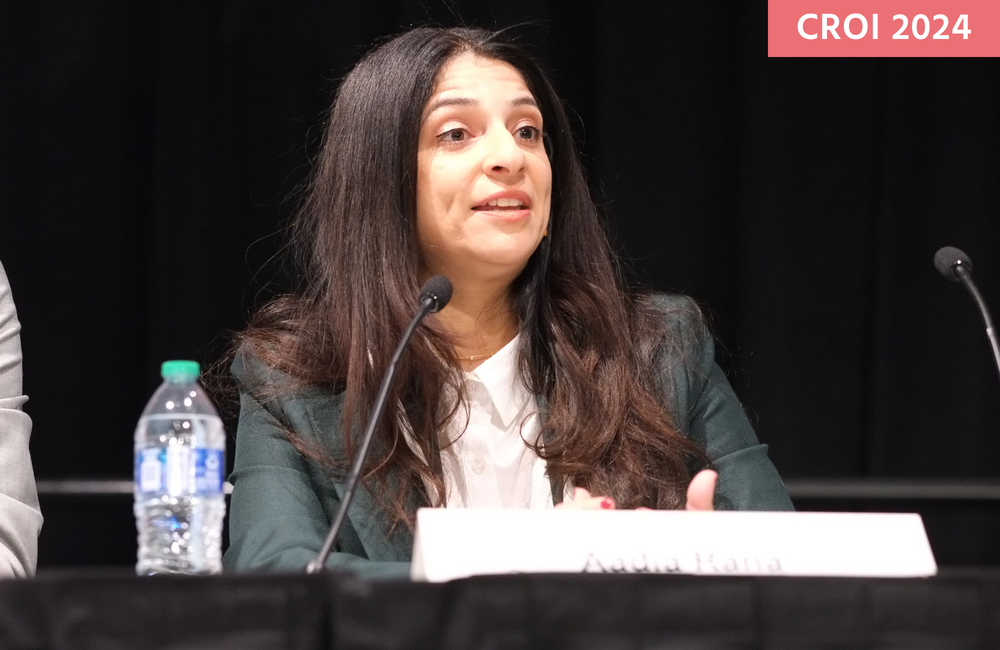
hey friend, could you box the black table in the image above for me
[2,569,999,649]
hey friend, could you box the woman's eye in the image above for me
[439,128,467,142]
[516,126,541,140]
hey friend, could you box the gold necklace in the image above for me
[463,351,497,362]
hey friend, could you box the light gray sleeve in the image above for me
[0,261,42,578]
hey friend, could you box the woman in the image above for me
[224,27,792,578]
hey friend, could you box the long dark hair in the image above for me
[237,27,709,528]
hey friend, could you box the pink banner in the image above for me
[768,0,1000,57]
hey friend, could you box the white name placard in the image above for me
[410,509,937,582]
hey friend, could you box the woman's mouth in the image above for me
[474,198,527,211]
[472,191,532,213]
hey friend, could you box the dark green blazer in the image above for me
[223,295,793,579]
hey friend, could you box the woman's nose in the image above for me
[481,128,525,176]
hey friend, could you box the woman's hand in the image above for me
[554,470,718,511]
[683,469,717,511]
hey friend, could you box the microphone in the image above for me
[418,274,453,313]
[305,275,453,574]
[934,246,1000,385]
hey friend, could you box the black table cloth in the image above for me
[1,569,998,649]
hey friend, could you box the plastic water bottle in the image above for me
[134,360,226,575]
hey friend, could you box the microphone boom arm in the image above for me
[305,295,437,574]
[954,265,1000,387]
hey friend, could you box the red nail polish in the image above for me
[600,498,614,510]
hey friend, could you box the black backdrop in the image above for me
[2,2,999,564]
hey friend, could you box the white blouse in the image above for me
[408,335,565,509]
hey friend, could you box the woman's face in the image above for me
[415,53,552,287]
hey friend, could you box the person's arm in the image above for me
[660,295,793,511]
[223,354,411,579]
[0,262,43,578]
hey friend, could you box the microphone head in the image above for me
[419,275,453,313]
[934,246,973,282]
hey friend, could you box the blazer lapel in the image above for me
[302,393,425,562]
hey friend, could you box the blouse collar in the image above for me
[465,334,529,427]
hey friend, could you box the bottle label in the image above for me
[135,448,224,496]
